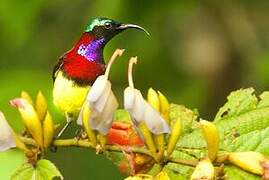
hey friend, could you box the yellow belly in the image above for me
[53,71,90,116]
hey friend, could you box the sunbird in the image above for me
[52,17,148,137]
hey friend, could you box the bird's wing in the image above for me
[52,54,65,82]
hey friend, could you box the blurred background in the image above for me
[0,0,269,179]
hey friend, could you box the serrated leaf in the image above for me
[35,159,63,180]
[214,88,258,122]
[11,159,63,180]
[257,91,269,108]
[224,126,269,155]
[170,88,269,179]
[177,90,269,150]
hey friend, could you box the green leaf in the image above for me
[11,159,63,180]
[163,163,193,180]
[257,91,269,108]
[147,164,162,176]
[214,88,258,122]
[169,104,199,134]
[224,165,260,180]
[177,89,269,150]
[10,163,34,180]
[0,149,26,180]
[224,126,269,155]
[35,160,63,179]
[113,109,132,124]
[168,88,269,179]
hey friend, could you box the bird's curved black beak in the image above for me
[116,24,150,36]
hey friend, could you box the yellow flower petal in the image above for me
[36,91,48,121]
[10,98,43,147]
[229,151,268,175]
[21,91,34,105]
[200,120,220,162]
[167,117,181,157]
[158,91,170,123]
[81,102,96,146]
[147,88,160,111]
[43,112,54,149]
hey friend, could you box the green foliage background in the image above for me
[0,0,269,179]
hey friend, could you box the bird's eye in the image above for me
[104,22,112,29]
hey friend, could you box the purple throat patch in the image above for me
[77,38,105,61]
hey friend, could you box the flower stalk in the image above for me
[20,136,198,167]
[124,57,170,162]
[125,58,158,161]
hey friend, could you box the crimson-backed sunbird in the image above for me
[52,17,148,137]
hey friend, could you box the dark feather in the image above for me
[52,54,65,82]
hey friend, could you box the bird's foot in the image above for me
[50,143,58,153]
[75,128,86,141]
[55,120,72,139]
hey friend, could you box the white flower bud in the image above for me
[124,87,170,134]
[77,75,118,135]
[0,111,16,151]
[77,49,124,135]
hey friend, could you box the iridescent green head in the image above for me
[84,17,149,40]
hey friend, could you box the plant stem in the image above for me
[53,138,153,156]
[167,158,198,167]
[20,136,200,167]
